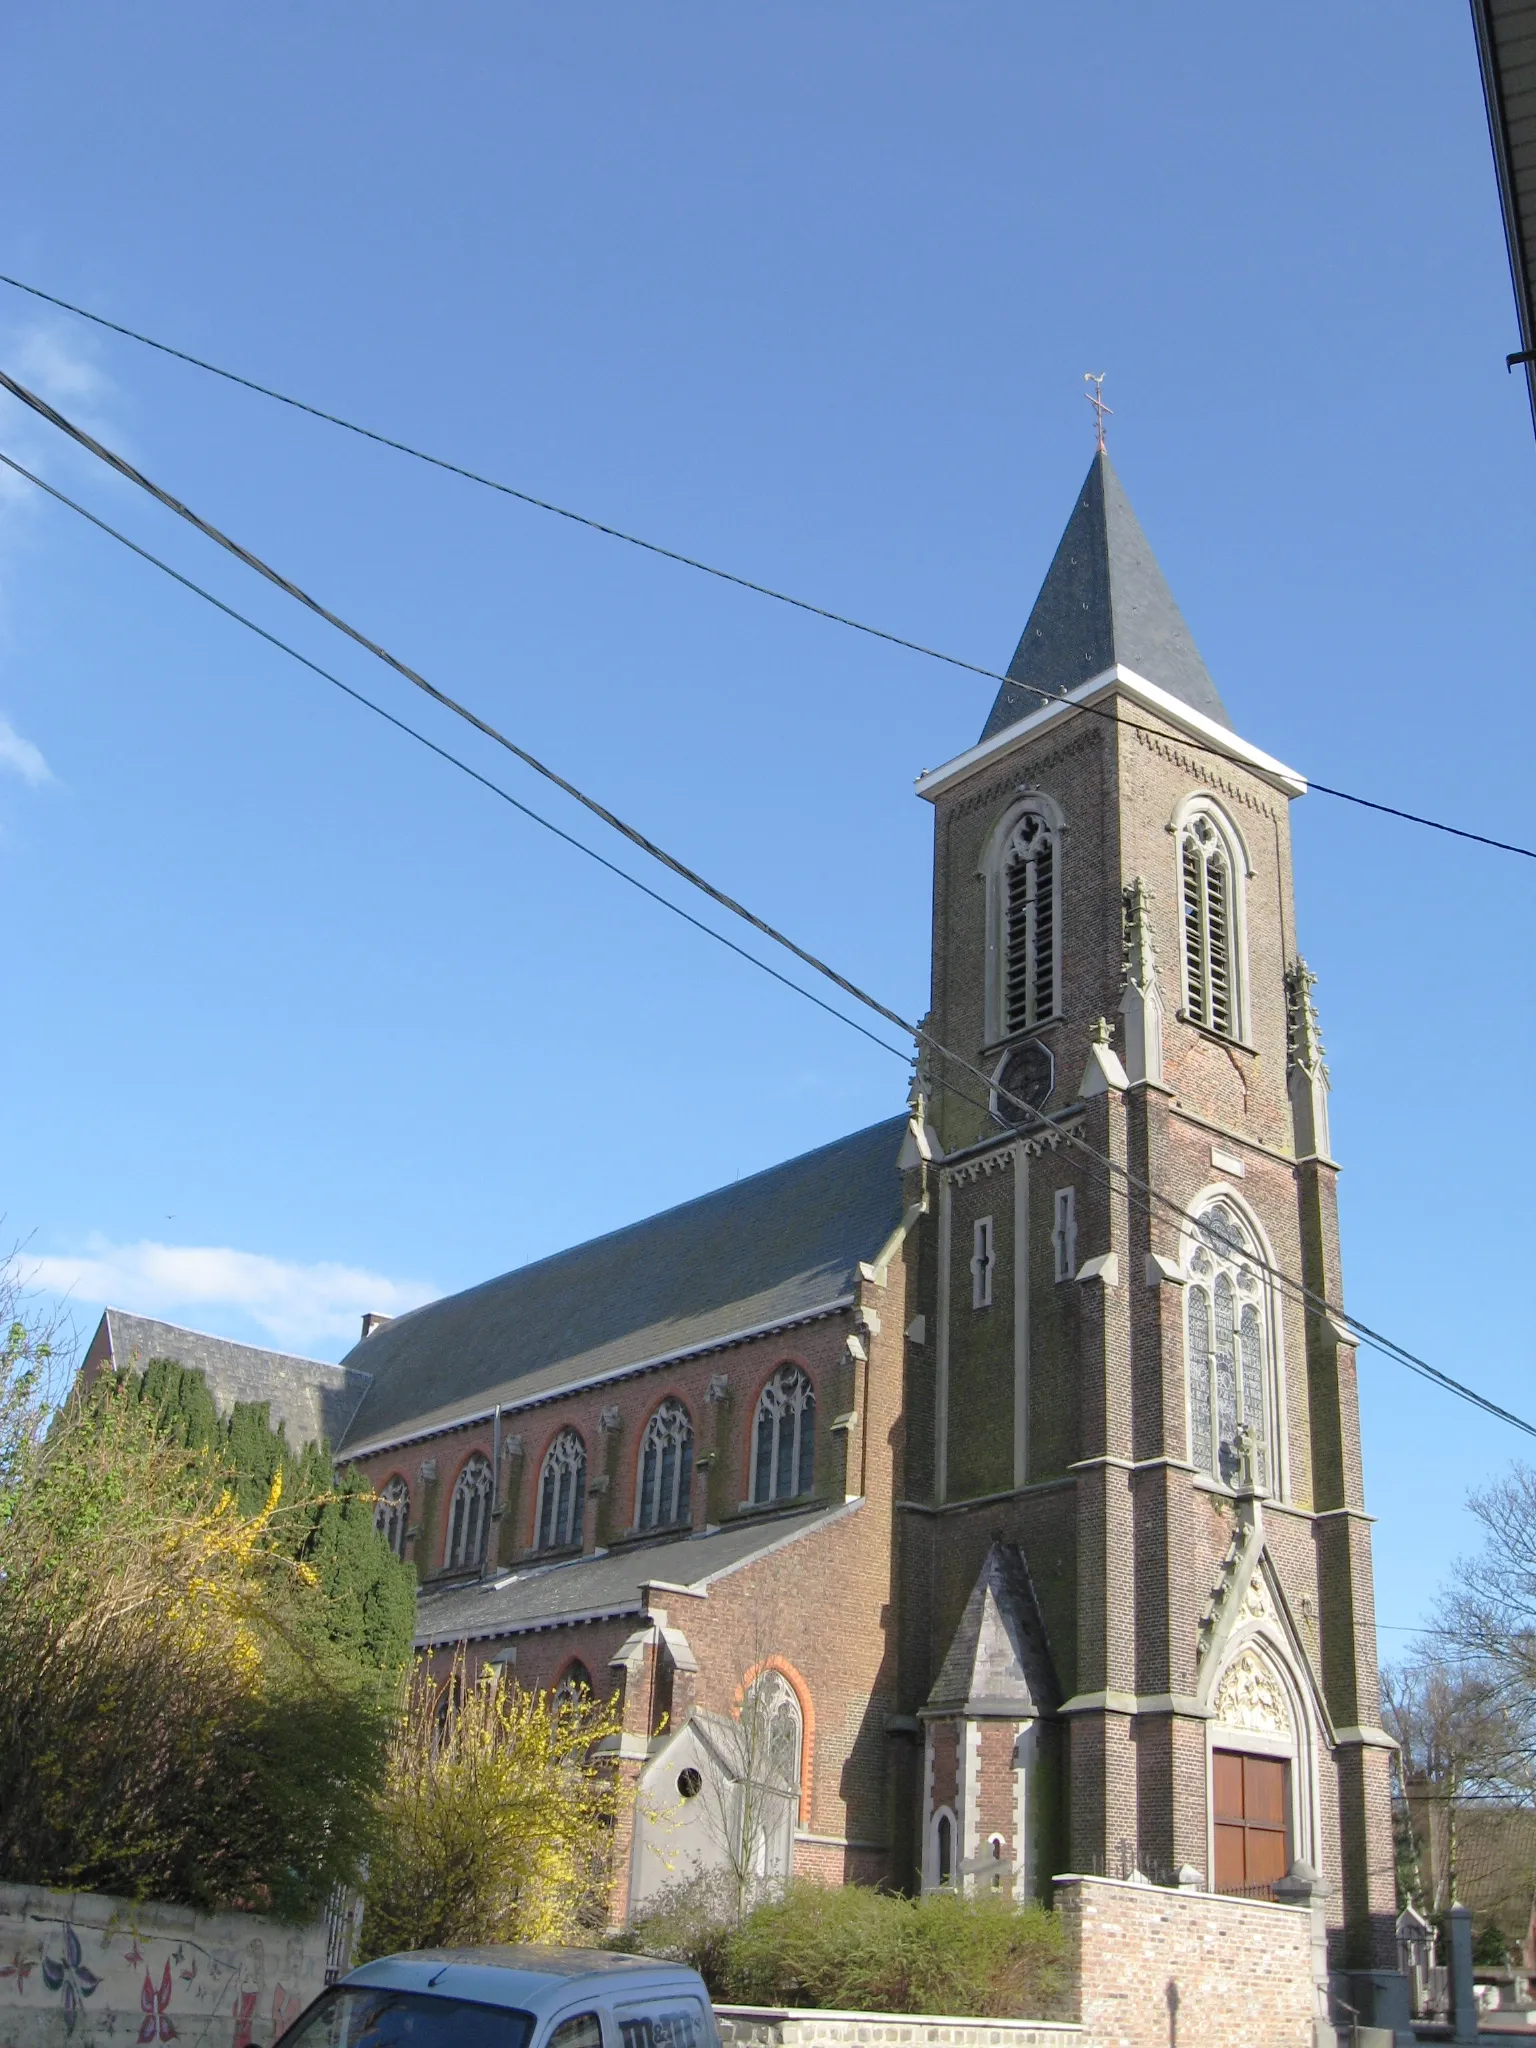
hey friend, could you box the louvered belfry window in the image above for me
[1182,812,1235,1036]
[1003,810,1057,1035]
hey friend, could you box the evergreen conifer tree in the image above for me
[128,1358,415,1673]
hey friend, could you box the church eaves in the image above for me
[980,451,1231,741]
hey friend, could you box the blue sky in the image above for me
[0,3,1530,1642]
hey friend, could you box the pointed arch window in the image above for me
[1179,806,1245,1038]
[752,1364,815,1505]
[553,1660,594,1713]
[1185,1200,1271,1491]
[1001,807,1059,1036]
[536,1428,587,1550]
[932,1809,955,1890]
[637,1398,694,1530]
[445,1454,492,1569]
[373,1473,409,1558]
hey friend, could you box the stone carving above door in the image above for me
[1213,1646,1290,1735]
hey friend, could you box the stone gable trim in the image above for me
[1131,723,1286,823]
[894,1474,1077,1515]
[941,729,1104,824]
[939,1120,1080,1186]
[915,663,1304,804]
[343,1297,854,1462]
[1166,1103,1299,1170]
[1058,1689,1209,1718]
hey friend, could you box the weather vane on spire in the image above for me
[1084,372,1112,453]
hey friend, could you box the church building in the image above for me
[95,450,1400,1992]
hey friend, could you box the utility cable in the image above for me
[4,396,1528,1439]
[3,408,1530,1442]
[2,272,1532,864]
[0,448,906,1063]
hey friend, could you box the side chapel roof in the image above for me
[924,1540,1061,1719]
[415,1498,855,1646]
[980,450,1231,742]
[337,1114,909,1450]
[86,1308,372,1450]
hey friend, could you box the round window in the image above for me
[676,1766,703,1799]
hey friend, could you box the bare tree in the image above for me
[0,1237,75,1504]
[691,1629,803,1921]
[1382,1652,1524,1909]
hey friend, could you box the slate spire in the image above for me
[980,451,1231,741]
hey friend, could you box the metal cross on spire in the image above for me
[1083,371,1112,453]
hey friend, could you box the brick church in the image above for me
[88,451,1398,1982]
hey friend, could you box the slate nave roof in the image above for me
[336,1114,909,1453]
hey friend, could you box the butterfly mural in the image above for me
[41,1925,101,2035]
[139,1960,178,2043]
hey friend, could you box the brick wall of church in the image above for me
[400,1243,915,1897]
[345,1305,868,1579]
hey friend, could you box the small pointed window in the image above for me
[637,1398,694,1530]
[1002,809,1059,1035]
[1180,809,1243,1038]
[971,1216,995,1309]
[445,1454,492,1569]
[934,1810,954,1889]
[374,1474,409,1558]
[752,1364,815,1505]
[552,1660,594,1714]
[536,1428,587,1550]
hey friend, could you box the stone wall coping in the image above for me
[714,2007,1080,2040]
[1052,1873,1311,1919]
[0,1880,249,1936]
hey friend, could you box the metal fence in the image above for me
[323,1887,365,1984]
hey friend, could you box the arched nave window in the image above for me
[536,1428,587,1550]
[752,1365,815,1505]
[373,1473,409,1558]
[637,1398,694,1530]
[445,1454,492,1569]
[1177,800,1247,1039]
[1186,1199,1273,1491]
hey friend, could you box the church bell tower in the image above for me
[896,448,1399,1985]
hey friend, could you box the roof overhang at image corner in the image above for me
[913,663,1307,806]
[1471,0,1536,436]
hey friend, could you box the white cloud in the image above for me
[29,1237,436,1353]
[0,716,49,785]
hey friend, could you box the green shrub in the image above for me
[627,1879,1068,2021]
[612,1871,742,1989]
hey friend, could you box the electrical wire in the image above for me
[2,271,1532,864]
[2,427,1530,1446]
[0,449,908,1063]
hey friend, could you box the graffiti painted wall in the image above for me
[0,1885,328,2048]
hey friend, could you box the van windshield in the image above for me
[279,1989,535,2048]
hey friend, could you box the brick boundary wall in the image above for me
[1053,1876,1315,2048]
[0,1882,329,2048]
[715,2009,1081,2048]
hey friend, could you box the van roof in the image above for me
[344,1948,705,2018]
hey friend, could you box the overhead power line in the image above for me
[2,269,1532,865]
[1,405,1529,1447]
